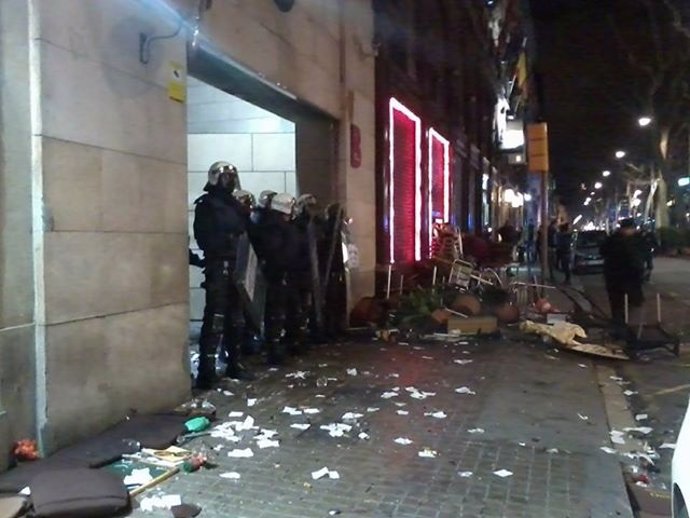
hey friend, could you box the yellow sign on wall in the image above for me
[168,61,186,103]
[527,123,549,172]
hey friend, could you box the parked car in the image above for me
[571,230,607,273]
[673,395,690,518]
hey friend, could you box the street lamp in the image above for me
[638,116,652,127]
[602,170,611,177]
[594,181,603,189]
[615,150,626,159]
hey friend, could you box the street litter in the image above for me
[290,423,311,431]
[140,494,182,512]
[285,371,309,379]
[394,437,413,445]
[311,467,340,480]
[247,398,257,407]
[227,448,254,458]
[406,386,436,400]
[347,368,358,376]
[610,376,624,382]
[578,413,589,421]
[342,412,364,420]
[455,386,476,395]
[303,408,321,415]
[366,407,380,412]
[624,390,638,396]
[660,443,676,449]
[635,414,648,421]
[282,406,303,416]
[422,356,435,360]
[493,469,513,478]
[424,411,448,419]
[468,428,485,434]
[228,411,243,418]
[520,320,629,360]
[453,359,474,365]
[381,391,399,399]
[256,438,280,449]
[623,426,653,435]
[123,468,153,486]
[220,472,241,480]
[600,446,617,454]
[320,423,352,437]
[578,364,587,368]
[223,390,234,396]
[388,373,400,378]
[210,423,240,442]
[546,448,559,454]
[458,471,473,478]
[396,410,409,415]
[358,432,369,440]
[256,427,277,439]
[394,402,407,407]
[610,430,626,445]
[418,448,438,458]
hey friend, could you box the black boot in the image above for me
[266,340,285,366]
[224,360,255,381]
[195,354,217,390]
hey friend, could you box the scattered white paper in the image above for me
[610,376,624,382]
[318,363,329,368]
[227,448,254,458]
[328,470,340,479]
[220,472,241,480]
[455,386,476,395]
[19,487,30,496]
[285,371,308,379]
[282,406,303,416]
[623,390,638,397]
[610,430,626,445]
[424,411,447,419]
[418,448,438,458]
[493,469,513,478]
[320,423,352,437]
[303,408,320,415]
[600,446,617,454]
[396,410,409,415]
[247,398,257,407]
[454,359,474,365]
[366,407,380,412]
[235,416,255,431]
[468,428,485,434]
[394,437,413,445]
[140,495,182,512]
[546,448,559,454]
[578,413,589,421]
[123,468,153,486]
[358,432,369,440]
[311,467,340,480]
[256,438,280,449]
[458,471,473,478]
[405,386,436,400]
[342,412,364,420]
[388,373,400,378]
[623,426,653,435]
[347,368,358,376]
[394,402,407,407]
[421,356,435,360]
[635,414,648,421]
[223,390,234,396]
[578,364,588,368]
[660,443,676,450]
[290,423,311,431]
[228,411,244,418]
[212,444,225,451]
[381,391,399,399]
[315,394,326,398]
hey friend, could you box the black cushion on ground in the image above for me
[0,414,188,492]
[31,468,130,518]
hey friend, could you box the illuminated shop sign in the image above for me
[428,128,450,253]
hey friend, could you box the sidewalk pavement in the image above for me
[131,334,633,518]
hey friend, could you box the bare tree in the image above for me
[609,0,690,227]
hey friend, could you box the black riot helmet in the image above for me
[207,161,240,192]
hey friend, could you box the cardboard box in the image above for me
[447,316,498,335]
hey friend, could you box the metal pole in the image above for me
[540,171,549,284]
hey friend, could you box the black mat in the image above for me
[0,414,188,493]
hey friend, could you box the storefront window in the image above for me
[428,128,450,254]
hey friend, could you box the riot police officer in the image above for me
[251,193,299,365]
[193,161,253,388]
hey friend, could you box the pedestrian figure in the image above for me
[193,161,253,389]
[600,218,645,335]
[556,222,573,285]
[547,220,558,281]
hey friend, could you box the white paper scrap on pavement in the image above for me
[458,471,473,478]
[256,438,280,449]
[358,432,369,440]
[396,410,409,415]
[600,446,617,454]
[311,467,330,480]
[19,487,30,496]
[424,411,447,419]
[290,423,311,431]
[493,469,513,478]
[328,470,340,479]
[381,391,399,399]
[454,359,474,365]
[123,468,153,486]
[610,430,626,445]
[455,386,476,395]
[285,371,308,379]
[342,412,364,420]
[394,437,413,445]
[623,390,638,397]
[468,428,485,434]
[577,413,589,421]
[388,373,400,378]
[228,411,244,418]
[418,448,438,458]
[320,423,352,437]
[247,398,257,407]
[227,448,254,458]
[236,416,255,431]
[546,448,559,454]
[347,368,358,376]
[660,443,677,449]
[366,407,380,412]
[394,402,407,407]
[635,414,648,421]
[303,408,321,415]
[140,495,182,512]
[623,426,653,435]
[578,364,587,368]
[223,390,234,396]
[283,406,303,416]
[610,376,624,382]
[220,472,241,480]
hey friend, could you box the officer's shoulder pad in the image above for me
[194,194,208,205]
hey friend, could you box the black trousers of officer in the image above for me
[264,277,287,364]
[284,273,311,354]
[198,257,244,380]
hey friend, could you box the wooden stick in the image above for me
[386,264,392,299]
[130,467,179,497]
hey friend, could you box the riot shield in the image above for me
[234,233,266,333]
[307,219,324,332]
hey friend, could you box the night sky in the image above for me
[530,0,653,209]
